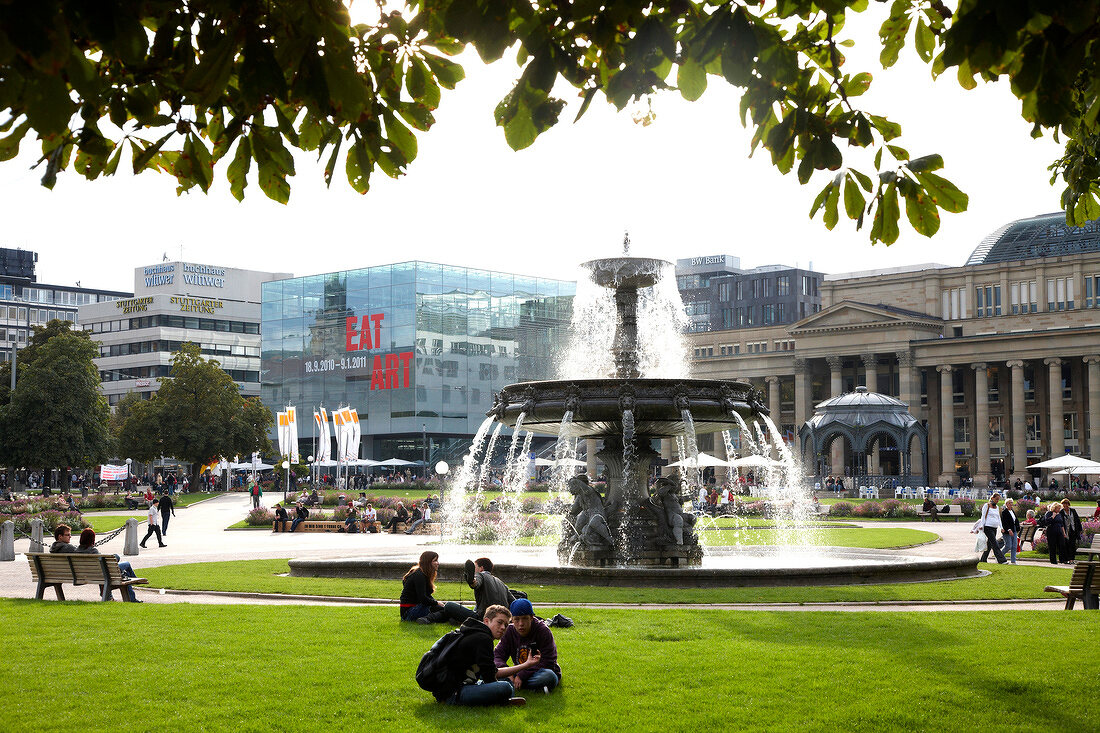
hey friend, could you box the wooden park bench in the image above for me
[917,505,966,521]
[26,552,147,602]
[1044,557,1100,610]
[1019,523,1039,550]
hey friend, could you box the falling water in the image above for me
[502,413,527,487]
[621,408,637,502]
[731,412,760,455]
[549,411,579,502]
[444,415,496,526]
[753,423,771,459]
[559,278,617,379]
[757,412,817,545]
[636,267,691,379]
[721,429,738,465]
[498,428,535,543]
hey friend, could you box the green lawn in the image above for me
[83,515,135,533]
[1,601,1093,732]
[700,527,937,548]
[138,558,1075,603]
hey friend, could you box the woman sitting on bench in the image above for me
[74,528,142,602]
[383,502,409,533]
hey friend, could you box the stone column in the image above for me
[1007,360,1026,481]
[587,438,599,479]
[1085,356,1100,460]
[1046,358,1065,458]
[659,439,672,477]
[826,355,843,473]
[765,375,781,418]
[897,351,915,411]
[826,355,843,397]
[972,363,991,485]
[862,352,877,393]
[794,358,810,431]
[937,365,954,485]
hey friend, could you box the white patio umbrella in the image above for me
[376,458,416,466]
[668,453,732,468]
[729,455,782,469]
[534,457,586,466]
[349,458,380,467]
[1028,454,1100,471]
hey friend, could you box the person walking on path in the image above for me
[141,499,167,548]
[1042,502,1066,565]
[159,493,176,536]
[248,477,262,509]
[1059,498,1083,563]
[971,493,1007,564]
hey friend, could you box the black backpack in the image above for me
[415,626,474,697]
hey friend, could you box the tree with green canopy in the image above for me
[2,1,1099,242]
[115,343,273,489]
[0,321,111,488]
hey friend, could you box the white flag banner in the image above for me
[349,408,361,461]
[339,407,355,460]
[286,406,300,463]
[100,465,128,481]
[333,409,347,463]
[314,409,331,462]
[276,411,288,457]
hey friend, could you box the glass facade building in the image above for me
[261,261,575,463]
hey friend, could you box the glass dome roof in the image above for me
[965,212,1100,266]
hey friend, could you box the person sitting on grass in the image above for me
[74,528,142,602]
[493,598,562,694]
[426,604,538,706]
[417,556,516,625]
[400,550,446,622]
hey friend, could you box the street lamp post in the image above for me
[422,423,427,479]
[307,455,314,490]
[282,460,290,501]
[125,458,132,492]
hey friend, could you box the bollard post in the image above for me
[30,518,44,553]
[0,520,14,561]
[123,517,140,556]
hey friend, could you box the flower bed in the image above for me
[1,509,90,534]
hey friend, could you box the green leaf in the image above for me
[323,135,343,188]
[843,174,865,220]
[228,137,251,202]
[677,59,707,102]
[878,2,912,68]
[25,74,74,136]
[423,53,465,90]
[851,169,874,191]
[886,144,909,161]
[345,139,371,194]
[810,180,832,217]
[823,176,841,230]
[956,59,977,91]
[908,154,943,172]
[251,128,294,204]
[904,189,941,237]
[913,171,968,213]
[383,112,417,167]
[407,57,427,100]
[845,72,872,97]
[574,87,598,123]
[880,184,901,244]
[914,17,935,63]
[132,131,175,174]
[0,119,31,161]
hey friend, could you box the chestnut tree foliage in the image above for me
[2,1,1099,242]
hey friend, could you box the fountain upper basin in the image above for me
[492,378,766,438]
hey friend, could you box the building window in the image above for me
[941,287,965,320]
[777,303,787,323]
[1086,275,1100,307]
[1026,413,1041,441]
[987,366,999,404]
[1023,367,1035,401]
[762,304,776,324]
[1010,280,1038,314]
[975,284,1001,317]
[1062,363,1072,400]
[1046,277,1073,311]
[720,308,734,329]
[752,279,762,298]
[1064,412,1079,442]
[953,417,970,444]
[735,281,743,301]
[776,276,790,296]
[952,369,965,404]
[920,369,927,406]
[718,282,731,301]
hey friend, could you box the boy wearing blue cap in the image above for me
[493,598,562,693]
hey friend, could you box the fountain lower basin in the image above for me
[288,549,979,588]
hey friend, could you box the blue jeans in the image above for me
[405,518,426,533]
[402,603,435,622]
[447,680,514,706]
[109,559,138,602]
[1003,531,1017,562]
[442,601,478,623]
[290,516,305,531]
[523,668,560,693]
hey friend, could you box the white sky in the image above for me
[0,7,1066,294]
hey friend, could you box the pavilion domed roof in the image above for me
[804,386,919,431]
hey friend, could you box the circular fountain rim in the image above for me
[287,551,980,588]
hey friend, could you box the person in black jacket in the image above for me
[290,502,309,531]
[1043,503,1067,565]
[274,503,289,531]
[400,551,445,621]
[159,493,176,535]
[1060,498,1083,563]
[384,502,410,533]
[429,604,539,706]
[1000,498,1020,564]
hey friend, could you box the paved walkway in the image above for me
[0,493,1069,610]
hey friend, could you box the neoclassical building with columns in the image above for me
[685,212,1100,487]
